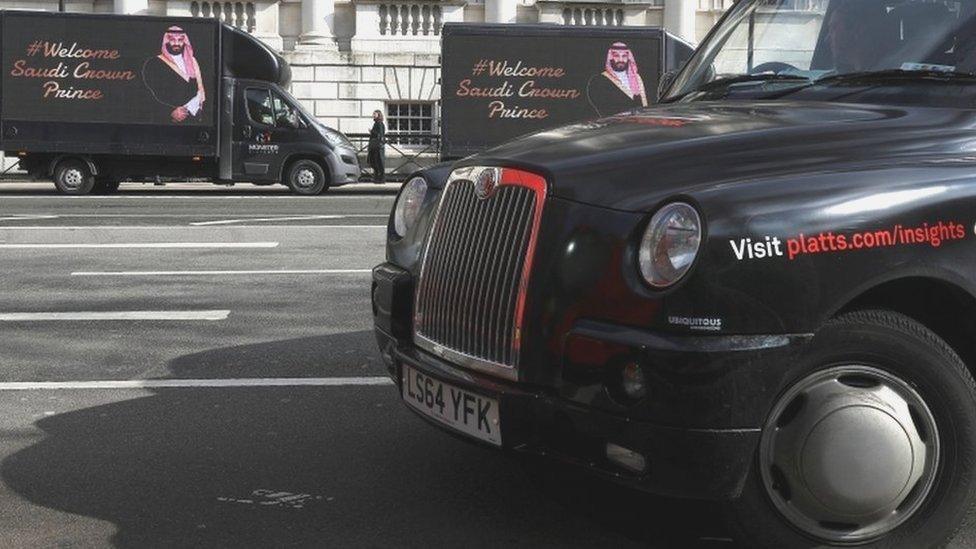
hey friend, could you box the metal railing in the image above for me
[346,132,442,183]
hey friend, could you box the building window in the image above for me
[386,102,436,145]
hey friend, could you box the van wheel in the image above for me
[286,160,328,196]
[54,159,95,195]
[725,310,976,548]
[93,178,121,194]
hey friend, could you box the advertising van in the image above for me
[0,11,359,195]
[440,23,694,158]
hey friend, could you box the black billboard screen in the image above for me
[2,13,217,127]
[441,25,664,157]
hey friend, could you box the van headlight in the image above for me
[638,202,702,288]
[318,125,351,148]
[393,176,428,237]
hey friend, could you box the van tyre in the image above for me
[54,159,95,195]
[287,159,328,196]
[726,310,976,548]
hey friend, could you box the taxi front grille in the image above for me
[413,176,539,379]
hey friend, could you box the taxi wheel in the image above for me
[726,310,976,548]
[287,159,328,196]
[53,159,95,195]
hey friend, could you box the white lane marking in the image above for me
[1,214,387,218]
[0,214,59,221]
[0,226,385,230]
[190,215,344,226]
[0,242,279,249]
[70,269,372,276]
[0,310,231,321]
[0,377,393,390]
[0,195,395,200]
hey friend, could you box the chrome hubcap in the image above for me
[760,366,939,543]
[63,168,83,188]
[295,168,316,188]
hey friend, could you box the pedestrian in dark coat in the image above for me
[367,110,386,184]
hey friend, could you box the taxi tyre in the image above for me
[53,159,95,195]
[725,310,976,548]
[287,159,329,196]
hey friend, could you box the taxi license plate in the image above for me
[401,364,502,446]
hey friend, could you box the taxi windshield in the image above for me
[666,0,976,104]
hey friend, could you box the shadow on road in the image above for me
[1,331,728,547]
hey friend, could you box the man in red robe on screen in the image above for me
[586,42,648,117]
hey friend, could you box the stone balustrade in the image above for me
[377,3,444,36]
[190,0,257,31]
[351,0,465,53]
[561,6,625,25]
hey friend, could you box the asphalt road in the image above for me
[0,182,972,548]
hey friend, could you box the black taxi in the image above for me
[373,0,976,545]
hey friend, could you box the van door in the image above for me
[233,85,309,182]
[233,86,278,181]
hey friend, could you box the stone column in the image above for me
[114,0,148,15]
[663,0,696,43]
[300,0,339,48]
[486,0,518,24]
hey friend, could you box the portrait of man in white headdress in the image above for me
[142,25,207,124]
[586,42,648,117]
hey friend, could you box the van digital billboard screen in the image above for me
[2,12,217,127]
[441,24,665,157]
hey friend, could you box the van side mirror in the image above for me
[657,71,677,101]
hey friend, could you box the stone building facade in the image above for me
[5,0,732,147]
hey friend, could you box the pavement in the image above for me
[0,181,973,548]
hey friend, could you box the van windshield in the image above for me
[666,0,976,106]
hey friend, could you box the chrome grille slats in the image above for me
[437,182,472,342]
[442,181,478,349]
[492,190,523,364]
[486,193,518,353]
[430,184,464,341]
[469,185,507,354]
[475,190,513,358]
[457,183,489,352]
[453,182,483,349]
[414,174,539,377]
[500,191,528,362]
[415,182,457,340]
[498,191,535,365]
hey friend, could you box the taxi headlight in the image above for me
[638,202,702,288]
[393,176,428,237]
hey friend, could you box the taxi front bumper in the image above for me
[372,262,802,501]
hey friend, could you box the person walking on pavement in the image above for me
[367,109,386,184]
